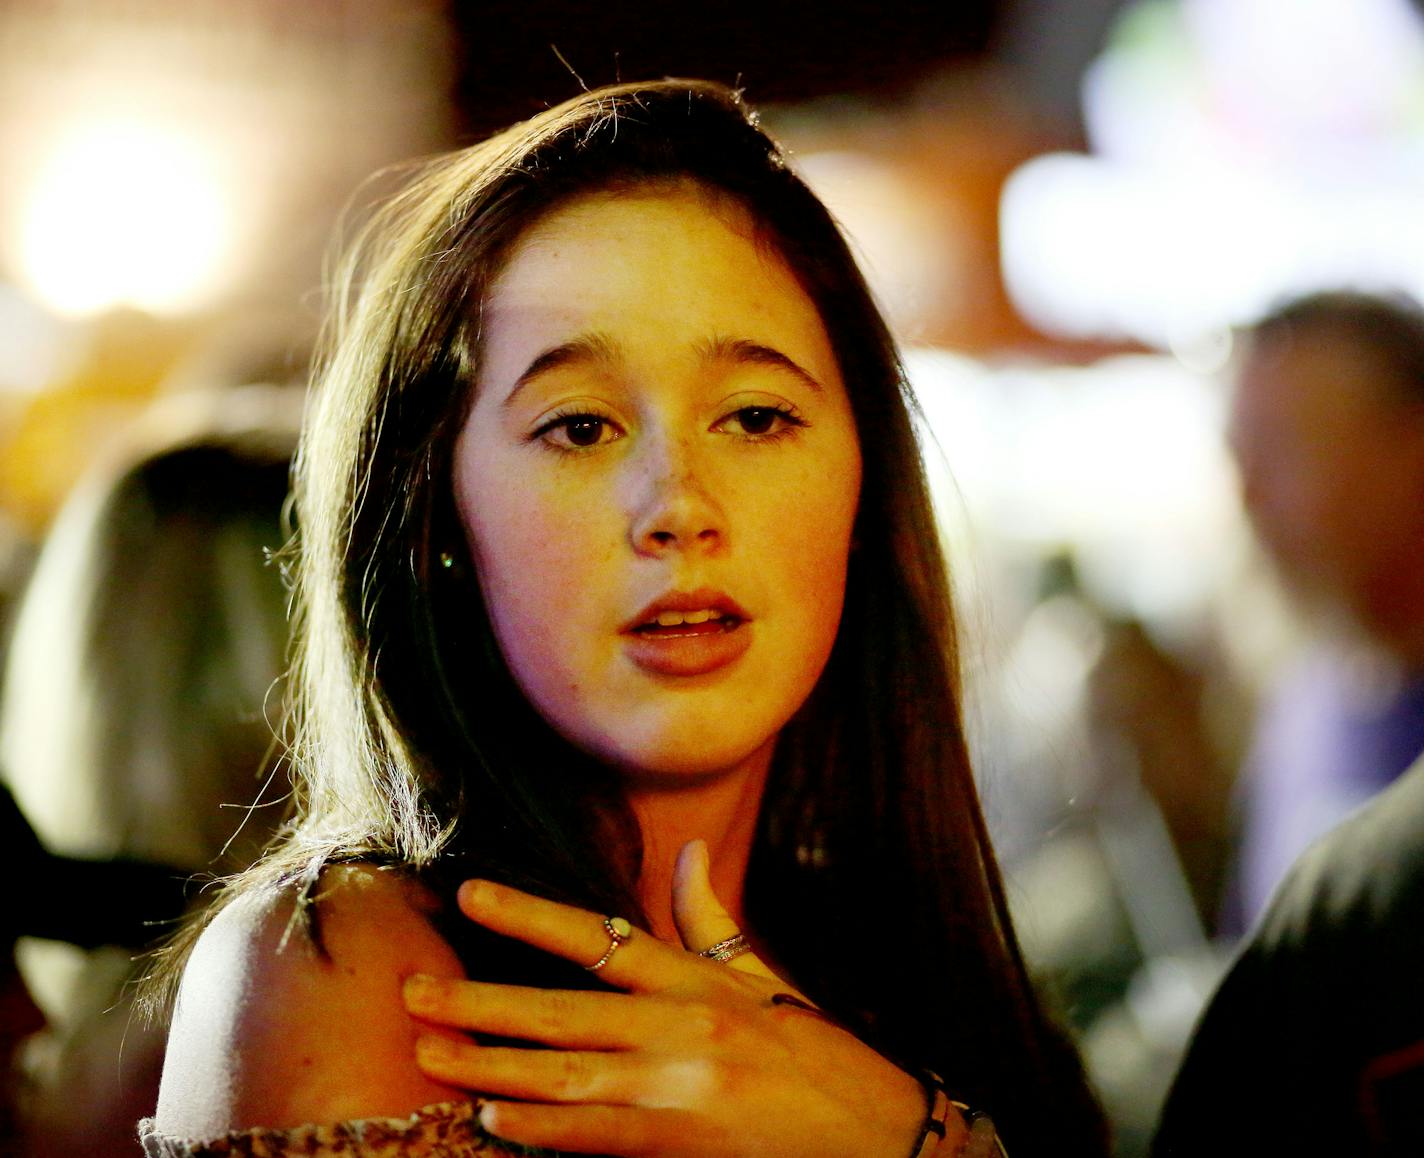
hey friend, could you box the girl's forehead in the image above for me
[504,180,761,262]
[487,191,797,319]
[490,188,796,301]
[475,187,840,390]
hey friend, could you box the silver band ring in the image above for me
[699,932,751,963]
[586,916,632,972]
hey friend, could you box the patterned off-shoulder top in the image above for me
[138,1100,563,1157]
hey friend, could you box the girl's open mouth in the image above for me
[623,601,751,677]
[632,610,744,638]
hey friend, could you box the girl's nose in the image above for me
[627,437,727,557]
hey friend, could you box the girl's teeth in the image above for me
[653,609,718,627]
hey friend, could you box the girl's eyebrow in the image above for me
[503,332,621,407]
[696,335,825,393]
[503,332,825,407]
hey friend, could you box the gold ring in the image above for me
[586,915,633,972]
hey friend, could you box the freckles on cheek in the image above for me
[778,461,858,557]
[475,506,604,649]
[778,528,853,621]
[483,527,567,610]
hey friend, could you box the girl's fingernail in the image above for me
[403,973,439,1010]
[479,1101,511,1136]
[459,879,492,908]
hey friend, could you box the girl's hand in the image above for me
[402,840,958,1157]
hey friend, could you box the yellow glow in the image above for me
[18,118,231,316]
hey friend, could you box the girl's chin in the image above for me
[584,733,782,791]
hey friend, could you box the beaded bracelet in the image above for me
[908,1071,1007,1158]
[908,1073,953,1158]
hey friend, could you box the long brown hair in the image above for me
[174,80,1105,1152]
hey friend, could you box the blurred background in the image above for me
[3,0,1424,1153]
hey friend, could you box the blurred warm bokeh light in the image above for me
[0,0,453,530]
[18,118,233,317]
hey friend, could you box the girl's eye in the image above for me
[561,416,608,447]
[532,413,621,451]
[717,405,806,439]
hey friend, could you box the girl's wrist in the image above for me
[906,1070,1004,1158]
[907,1072,960,1157]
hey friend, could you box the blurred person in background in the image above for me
[1154,751,1424,1154]
[1152,291,1424,1153]
[976,552,1229,1156]
[1,385,299,1156]
[1218,290,1424,934]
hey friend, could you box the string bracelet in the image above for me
[908,1070,1006,1157]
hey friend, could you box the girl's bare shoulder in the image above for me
[154,863,467,1136]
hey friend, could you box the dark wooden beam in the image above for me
[448,0,1003,137]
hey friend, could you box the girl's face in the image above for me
[453,185,862,784]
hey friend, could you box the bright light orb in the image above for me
[18,118,231,317]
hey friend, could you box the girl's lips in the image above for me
[622,617,752,677]
[620,588,750,633]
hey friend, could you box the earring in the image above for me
[439,551,455,570]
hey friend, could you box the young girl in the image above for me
[143,80,1107,1157]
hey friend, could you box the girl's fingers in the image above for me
[415,1036,716,1109]
[456,880,686,992]
[479,1101,717,1158]
[671,840,781,982]
[404,976,687,1049]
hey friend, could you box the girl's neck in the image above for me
[625,739,773,944]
